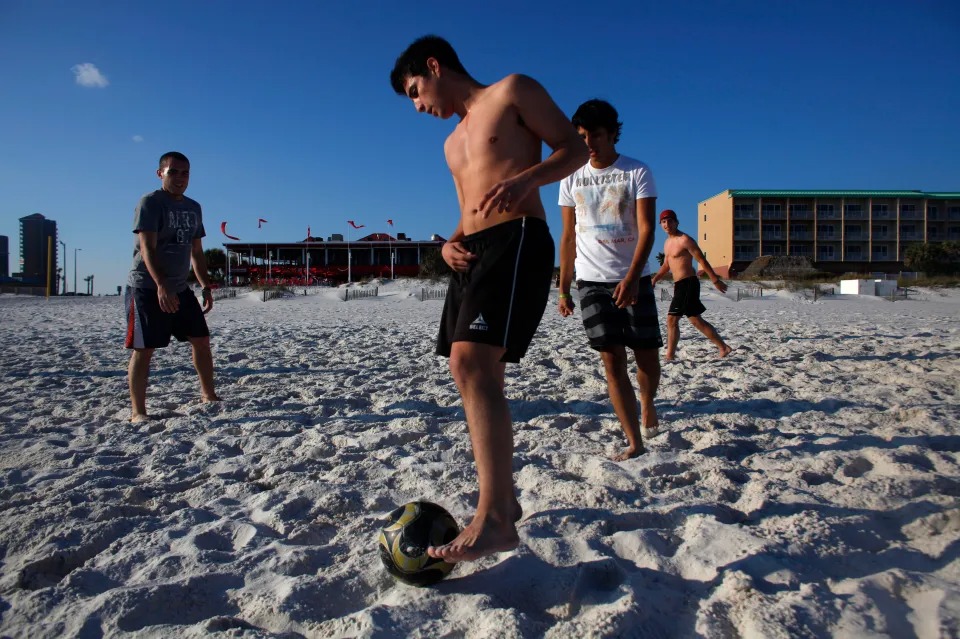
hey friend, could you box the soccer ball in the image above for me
[378,501,460,586]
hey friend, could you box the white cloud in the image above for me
[71,63,108,88]
[132,135,144,143]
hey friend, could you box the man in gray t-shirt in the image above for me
[124,151,220,422]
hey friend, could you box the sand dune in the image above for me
[0,280,957,638]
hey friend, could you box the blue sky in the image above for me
[1,1,958,293]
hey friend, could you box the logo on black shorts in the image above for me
[470,314,489,331]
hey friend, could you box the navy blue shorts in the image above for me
[437,217,554,363]
[668,276,707,317]
[125,287,210,349]
[578,276,663,351]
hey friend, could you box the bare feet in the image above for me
[664,351,676,361]
[611,444,646,462]
[427,515,519,563]
[201,394,222,403]
[130,413,151,423]
[718,344,733,358]
[641,424,659,439]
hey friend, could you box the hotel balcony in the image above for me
[762,233,783,240]
[844,210,868,220]
[817,251,838,261]
[734,211,759,220]
[734,231,759,240]
[845,232,867,241]
[872,210,896,220]
[789,209,813,220]
[949,211,960,221]
[789,231,813,240]
[899,232,923,241]
[762,210,786,220]
[817,211,841,220]
[900,210,924,220]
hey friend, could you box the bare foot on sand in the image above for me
[427,516,519,563]
[718,345,733,358]
[130,413,152,423]
[611,444,646,462]
[664,351,676,361]
[201,394,222,403]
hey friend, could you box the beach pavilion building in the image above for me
[222,232,445,286]
[698,190,960,276]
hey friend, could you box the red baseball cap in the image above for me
[659,209,677,221]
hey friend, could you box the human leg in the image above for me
[665,314,681,360]
[633,347,661,437]
[688,315,732,357]
[599,346,644,461]
[187,336,220,401]
[428,341,520,563]
[128,348,154,422]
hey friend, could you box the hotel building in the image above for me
[698,190,960,275]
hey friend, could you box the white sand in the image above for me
[0,280,958,638]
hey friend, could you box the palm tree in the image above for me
[656,252,665,266]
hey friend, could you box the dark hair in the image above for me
[572,99,623,144]
[159,151,189,169]
[390,35,469,95]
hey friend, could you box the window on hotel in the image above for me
[735,204,754,215]
[844,204,863,215]
[763,204,782,216]
[872,204,888,215]
[817,204,835,216]
[901,204,916,214]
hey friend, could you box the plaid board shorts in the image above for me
[577,276,663,351]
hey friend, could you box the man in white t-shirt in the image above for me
[558,99,661,461]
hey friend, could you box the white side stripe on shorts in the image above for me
[502,217,526,349]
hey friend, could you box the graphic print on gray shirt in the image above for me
[127,190,206,292]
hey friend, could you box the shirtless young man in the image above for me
[391,35,588,563]
[651,210,732,360]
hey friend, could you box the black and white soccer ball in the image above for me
[378,501,459,586]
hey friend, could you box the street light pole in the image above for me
[59,240,66,295]
[74,248,82,294]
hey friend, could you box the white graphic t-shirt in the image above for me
[558,155,657,282]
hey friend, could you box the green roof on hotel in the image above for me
[703,189,960,202]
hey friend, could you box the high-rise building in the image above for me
[0,235,9,278]
[19,213,58,288]
[698,190,960,275]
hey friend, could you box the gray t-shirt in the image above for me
[127,190,206,291]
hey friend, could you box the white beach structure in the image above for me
[840,278,897,296]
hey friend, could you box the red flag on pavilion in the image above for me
[387,219,394,227]
[220,221,240,240]
[258,218,268,228]
[307,226,311,239]
[347,220,365,229]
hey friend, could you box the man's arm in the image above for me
[651,260,670,286]
[191,239,215,313]
[478,75,588,216]
[612,197,657,307]
[139,231,179,313]
[558,206,576,317]
[685,236,728,294]
[441,173,476,272]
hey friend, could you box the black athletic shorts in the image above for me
[437,217,554,363]
[125,286,210,349]
[577,276,663,351]
[668,276,707,317]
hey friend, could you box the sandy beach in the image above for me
[0,279,958,638]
